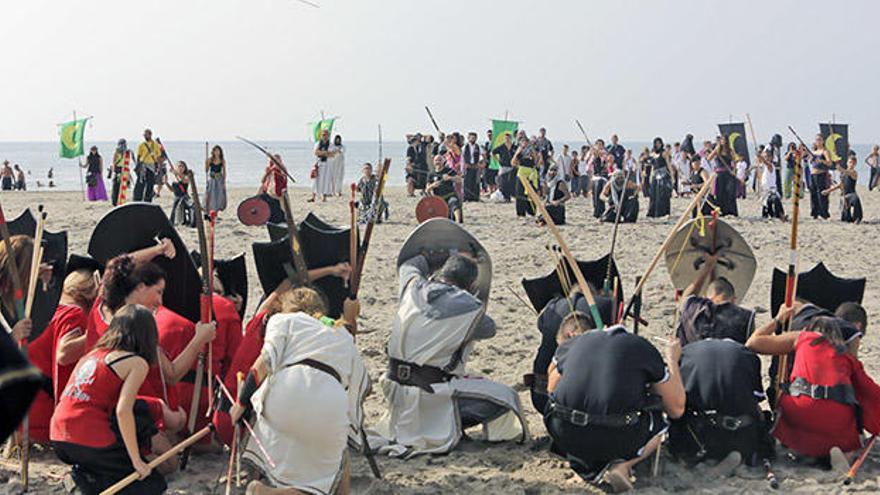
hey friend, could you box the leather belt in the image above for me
[784,376,857,405]
[547,401,641,428]
[387,358,454,393]
[690,411,756,432]
[289,359,341,384]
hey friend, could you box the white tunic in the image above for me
[368,256,528,457]
[313,142,335,197]
[242,312,369,495]
[330,144,345,196]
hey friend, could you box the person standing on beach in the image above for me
[13,164,26,191]
[607,134,625,169]
[134,129,161,202]
[482,129,497,194]
[493,132,516,201]
[1,161,13,191]
[204,145,227,212]
[405,134,426,197]
[83,146,108,201]
[462,132,482,201]
[330,134,346,196]
[109,139,131,206]
[808,134,833,220]
[535,127,554,166]
[823,155,862,224]
[310,129,334,202]
[865,144,879,191]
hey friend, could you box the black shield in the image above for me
[819,123,849,168]
[8,209,68,342]
[190,250,248,320]
[521,253,623,315]
[0,329,42,443]
[770,262,865,316]
[253,213,353,318]
[87,203,200,322]
[718,123,751,165]
[65,254,104,276]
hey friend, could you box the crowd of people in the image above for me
[402,128,874,226]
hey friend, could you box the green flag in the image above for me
[310,118,336,142]
[59,119,87,158]
[489,119,518,170]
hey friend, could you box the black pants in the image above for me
[841,193,863,223]
[668,413,774,467]
[515,178,535,217]
[499,168,515,200]
[170,194,195,227]
[870,167,880,191]
[463,166,480,201]
[591,178,607,218]
[809,174,830,219]
[763,193,785,219]
[133,167,156,202]
[111,176,121,206]
[446,196,463,223]
[52,399,164,495]
[545,409,666,479]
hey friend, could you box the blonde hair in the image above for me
[63,269,100,309]
[276,287,327,319]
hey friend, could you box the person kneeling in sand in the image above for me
[230,289,369,495]
[426,155,464,223]
[667,338,774,471]
[746,311,880,474]
[545,313,685,493]
[370,251,528,456]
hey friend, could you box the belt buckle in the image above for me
[811,384,827,399]
[570,410,589,427]
[720,416,741,431]
[397,364,412,381]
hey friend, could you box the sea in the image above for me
[0,140,875,192]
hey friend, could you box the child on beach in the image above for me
[356,162,389,224]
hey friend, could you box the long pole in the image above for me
[844,435,877,485]
[575,120,593,147]
[351,158,391,296]
[623,174,717,322]
[425,106,441,134]
[775,127,806,399]
[74,111,86,201]
[519,176,605,330]
[604,168,633,293]
[100,425,215,495]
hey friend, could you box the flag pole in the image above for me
[73,111,86,201]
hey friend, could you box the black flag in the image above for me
[819,123,849,169]
[718,123,751,165]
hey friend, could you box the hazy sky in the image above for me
[2,0,879,143]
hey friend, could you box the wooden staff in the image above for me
[844,435,877,485]
[236,136,298,185]
[215,375,277,469]
[574,120,593,147]
[350,158,391,297]
[520,176,605,330]
[181,171,215,470]
[18,207,45,491]
[623,174,716,323]
[234,372,243,488]
[225,372,243,495]
[425,106,442,134]
[280,190,311,287]
[100,425,215,495]
[349,183,359,293]
[775,127,807,399]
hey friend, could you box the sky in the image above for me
[1,0,879,143]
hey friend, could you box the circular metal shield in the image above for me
[237,196,271,226]
[416,196,449,224]
[664,218,757,299]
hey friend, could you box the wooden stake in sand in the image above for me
[519,176,605,330]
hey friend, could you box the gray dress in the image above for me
[205,160,227,211]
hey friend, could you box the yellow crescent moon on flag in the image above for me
[826,133,843,162]
[729,132,743,161]
[61,124,78,150]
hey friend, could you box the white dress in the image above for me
[330,144,345,195]
[242,312,369,495]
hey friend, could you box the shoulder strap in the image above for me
[106,353,139,367]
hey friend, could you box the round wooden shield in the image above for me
[416,196,449,223]
[237,196,271,226]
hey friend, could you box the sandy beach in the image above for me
[1,185,878,494]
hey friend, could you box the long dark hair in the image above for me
[652,137,664,153]
[94,304,159,364]
[211,145,224,162]
[102,255,165,312]
[809,316,846,353]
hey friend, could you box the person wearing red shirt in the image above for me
[88,250,217,473]
[50,305,167,494]
[27,268,99,444]
[747,306,880,472]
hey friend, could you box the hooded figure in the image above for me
[369,252,528,456]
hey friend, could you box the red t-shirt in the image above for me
[27,304,93,444]
[213,310,266,446]
[774,331,880,456]
[50,349,124,448]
